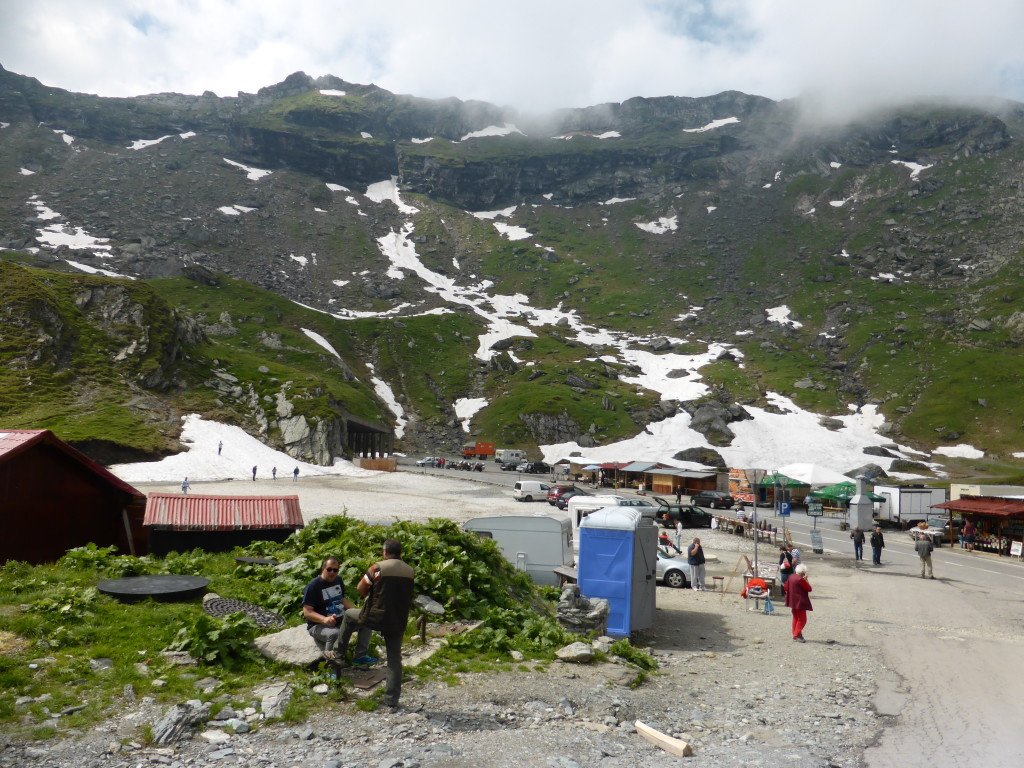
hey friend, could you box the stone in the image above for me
[556,642,594,663]
[312,683,330,695]
[254,682,293,719]
[201,729,232,744]
[253,623,322,665]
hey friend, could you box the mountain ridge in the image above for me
[1,65,1022,479]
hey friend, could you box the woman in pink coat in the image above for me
[783,563,813,642]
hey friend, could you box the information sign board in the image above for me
[806,500,823,517]
[779,502,791,517]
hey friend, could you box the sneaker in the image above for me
[353,655,379,665]
[794,636,806,643]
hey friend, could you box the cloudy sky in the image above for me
[2,0,1024,118]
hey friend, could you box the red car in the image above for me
[546,484,581,505]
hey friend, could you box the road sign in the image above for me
[779,502,791,517]
[811,530,824,554]
[807,500,823,517]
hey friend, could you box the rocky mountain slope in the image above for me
[1,64,1022,473]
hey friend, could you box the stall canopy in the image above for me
[808,482,886,503]
[932,497,1024,517]
[759,472,807,488]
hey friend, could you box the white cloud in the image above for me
[1,2,1021,118]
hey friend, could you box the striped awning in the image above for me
[143,493,304,531]
[933,496,1024,518]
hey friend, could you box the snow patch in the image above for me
[471,206,516,220]
[766,305,803,329]
[326,183,350,192]
[460,123,523,141]
[128,135,172,150]
[454,397,488,433]
[635,216,678,234]
[301,328,340,358]
[493,222,533,240]
[319,89,346,97]
[365,177,419,215]
[410,137,433,144]
[19,168,35,176]
[66,260,134,279]
[367,364,406,439]
[933,444,984,459]
[683,117,739,133]
[891,160,933,179]
[223,158,271,181]
[602,197,636,205]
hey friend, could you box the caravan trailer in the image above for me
[463,514,574,586]
[874,485,947,528]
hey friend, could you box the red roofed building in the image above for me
[0,429,146,564]
[144,493,304,555]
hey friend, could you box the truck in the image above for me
[494,448,527,465]
[874,485,947,528]
[462,441,496,459]
[463,514,574,586]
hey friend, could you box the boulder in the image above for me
[252,624,321,666]
[556,642,594,663]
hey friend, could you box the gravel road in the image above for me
[6,470,1021,767]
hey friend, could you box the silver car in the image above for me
[655,549,692,588]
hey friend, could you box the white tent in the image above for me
[774,462,850,488]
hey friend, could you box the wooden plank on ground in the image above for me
[635,719,694,757]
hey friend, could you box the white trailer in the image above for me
[494,449,527,464]
[874,485,947,527]
[463,514,574,586]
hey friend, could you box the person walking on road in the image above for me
[293,466,299,482]
[784,563,813,641]
[180,476,190,495]
[675,487,682,504]
[272,466,277,481]
[851,527,865,561]
[916,535,935,579]
[217,440,223,456]
[252,465,257,481]
[870,526,885,565]
[687,537,706,591]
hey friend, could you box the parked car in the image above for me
[513,480,551,502]
[691,490,735,509]
[652,497,714,528]
[908,516,963,547]
[416,456,440,467]
[655,550,692,588]
[555,488,592,510]
[546,484,581,505]
[500,460,520,471]
[522,461,551,474]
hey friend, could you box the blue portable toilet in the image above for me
[578,507,657,637]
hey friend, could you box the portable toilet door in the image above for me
[578,507,649,637]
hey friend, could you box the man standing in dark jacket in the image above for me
[916,535,935,579]
[870,526,885,565]
[687,537,706,591]
[339,539,415,709]
[850,527,865,561]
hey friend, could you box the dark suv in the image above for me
[651,497,714,528]
[522,461,551,474]
[691,490,735,509]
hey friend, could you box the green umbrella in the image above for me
[758,472,806,488]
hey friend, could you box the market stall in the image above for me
[932,496,1024,556]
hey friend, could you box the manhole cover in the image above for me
[203,597,285,627]
[97,575,209,602]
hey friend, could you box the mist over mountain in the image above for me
[1,64,1022,479]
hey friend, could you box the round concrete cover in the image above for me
[97,575,210,602]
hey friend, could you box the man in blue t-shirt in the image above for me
[302,556,369,662]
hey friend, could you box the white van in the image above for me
[567,494,658,539]
[464,514,574,585]
[513,480,550,502]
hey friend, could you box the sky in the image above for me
[3,1,1024,119]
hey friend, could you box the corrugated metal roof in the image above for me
[649,468,717,478]
[933,496,1024,517]
[0,428,144,499]
[144,493,304,531]
[620,461,659,473]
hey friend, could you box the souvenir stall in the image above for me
[932,497,1024,556]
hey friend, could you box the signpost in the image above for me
[743,469,766,576]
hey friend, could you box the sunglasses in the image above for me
[325,567,339,573]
